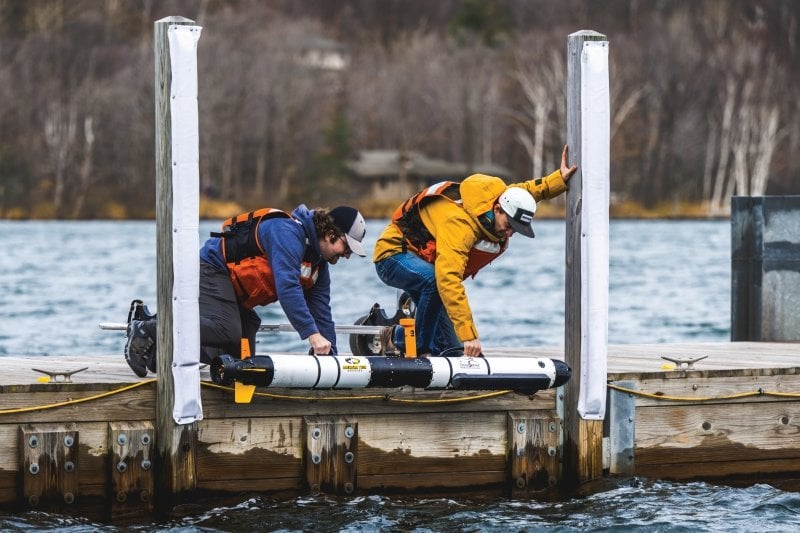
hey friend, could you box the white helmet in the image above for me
[498,187,536,238]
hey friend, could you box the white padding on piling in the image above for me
[168,24,203,424]
[578,40,609,420]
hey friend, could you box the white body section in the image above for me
[270,355,323,387]
[443,356,491,385]
[428,357,495,388]
[335,356,374,388]
[315,356,341,388]
[428,357,457,388]
[264,355,558,390]
[578,40,610,420]
[268,355,375,388]
[486,357,557,387]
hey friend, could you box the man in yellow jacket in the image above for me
[373,145,577,357]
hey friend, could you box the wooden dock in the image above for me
[2,341,800,516]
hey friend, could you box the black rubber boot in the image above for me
[123,300,157,377]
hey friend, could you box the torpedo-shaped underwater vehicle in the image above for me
[210,353,572,403]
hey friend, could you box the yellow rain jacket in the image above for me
[373,169,568,342]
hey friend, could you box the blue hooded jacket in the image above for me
[199,204,336,352]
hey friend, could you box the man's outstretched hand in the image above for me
[561,144,578,181]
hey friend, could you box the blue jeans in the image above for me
[375,252,460,355]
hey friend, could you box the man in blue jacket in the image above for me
[124,204,367,377]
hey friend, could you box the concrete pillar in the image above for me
[731,196,800,341]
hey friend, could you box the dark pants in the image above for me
[199,261,260,362]
[374,252,460,355]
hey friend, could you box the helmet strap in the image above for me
[479,206,504,239]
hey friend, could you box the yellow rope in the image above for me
[607,382,800,402]
[762,391,800,398]
[201,380,513,404]
[201,380,386,401]
[0,378,513,415]
[0,379,156,415]
[387,389,512,403]
[6,378,797,414]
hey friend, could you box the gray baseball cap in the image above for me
[329,206,367,256]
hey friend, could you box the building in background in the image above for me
[347,149,511,201]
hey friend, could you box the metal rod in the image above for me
[99,322,385,335]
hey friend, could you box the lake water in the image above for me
[3,219,797,532]
[0,219,730,356]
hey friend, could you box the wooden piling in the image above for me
[563,30,609,485]
[154,15,199,501]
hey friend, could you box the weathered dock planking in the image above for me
[2,341,800,516]
[603,342,800,485]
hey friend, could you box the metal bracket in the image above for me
[109,421,155,516]
[608,381,636,474]
[507,411,560,496]
[303,416,358,495]
[32,367,88,383]
[660,355,708,369]
[19,424,79,507]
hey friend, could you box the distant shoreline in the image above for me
[0,198,731,221]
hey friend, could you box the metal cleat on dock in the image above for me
[660,355,708,370]
[32,367,88,383]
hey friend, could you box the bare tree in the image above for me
[43,100,78,216]
[707,50,787,214]
[509,46,565,179]
[198,11,334,206]
[2,0,799,218]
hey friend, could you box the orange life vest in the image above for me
[392,181,508,279]
[217,208,319,309]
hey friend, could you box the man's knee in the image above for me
[200,318,242,348]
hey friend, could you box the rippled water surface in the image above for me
[3,480,800,532]
[3,219,793,532]
[0,219,730,356]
